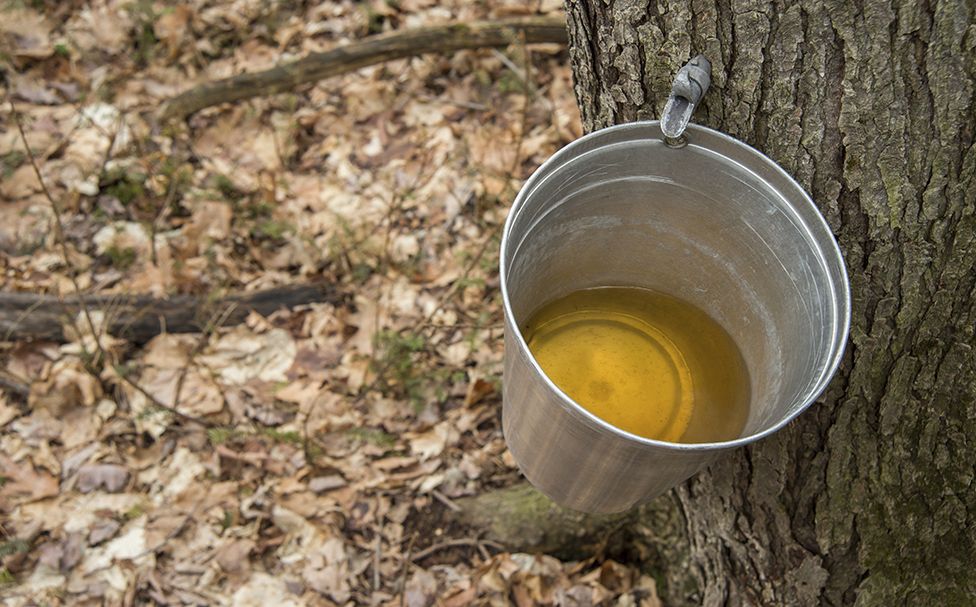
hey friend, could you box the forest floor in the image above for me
[0,1,660,605]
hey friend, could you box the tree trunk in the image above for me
[562,0,976,605]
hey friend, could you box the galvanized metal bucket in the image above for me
[499,119,851,513]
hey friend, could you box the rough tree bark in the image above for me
[558,0,976,605]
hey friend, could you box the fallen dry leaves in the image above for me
[0,0,657,605]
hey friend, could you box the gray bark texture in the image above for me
[563,0,976,605]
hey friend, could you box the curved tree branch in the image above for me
[160,16,568,122]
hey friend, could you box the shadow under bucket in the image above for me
[500,121,851,514]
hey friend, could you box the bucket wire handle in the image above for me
[661,55,711,147]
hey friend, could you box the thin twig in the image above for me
[476,542,490,561]
[431,489,462,513]
[373,531,382,592]
[415,94,489,111]
[351,223,501,406]
[116,370,216,428]
[8,100,109,370]
[491,48,535,96]
[2,296,46,343]
[411,538,505,562]
[398,534,416,607]
[350,151,437,407]
[148,150,186,265]
[172,302,238,409]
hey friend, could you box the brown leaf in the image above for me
[464,376,496,407]
[597,559,634,592]
[60,405,103,449]
[37,541,64,571]
[135,366,224,418]
[141,333,197,369]
[556,585,595,607]
[77,464,129,493]
[183,200,232,253]
[0,164,43,200]
[404,568,437,607]
[408,422,458,461]
[198,326,297,384]
[231,572,301,607]
[0,9,54,59]
[93,221,150,257]
[60,532,86,572]
[11,74,61,105]
[7,341,55,380]
[0,394,20,428]
[89,519,121,545]
[441,585,478,607]
[302,538,351,602]
[635,574,662,607]
[154,5,194,56]
[372,455,417,472]
[65,5,131,55]
[308,475,346,493]
[216,538,256,574]
[513,583,534,607]
[0,454,59,510]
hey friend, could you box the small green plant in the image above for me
[0,539,28,558]
[346,427,396,448]
[372,330,429,408]
[124,503,146,520]
[100,168,147,206]
[54,42,70,57]
[497,71,527,95]
[252,219,292,241]
[1,150,24,178]
[207,427,241,445]
[362,6,386,35]
[247,201,275,220]
[350,262,374,284]
[220,508,234,530]
[208,426,301,447]
[160,158,192,197]
[0,568,15,586]
[125,0,158,67]
[261,428,302,445]
[213,173,245,202]
[104,245,137,270]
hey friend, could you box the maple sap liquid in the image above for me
[523,287,750,443]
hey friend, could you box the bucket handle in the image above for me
[661,55,711,147]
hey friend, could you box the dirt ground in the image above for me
[0,1,660,605]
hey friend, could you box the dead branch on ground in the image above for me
[159,16,567,122]
[0,284,344,344]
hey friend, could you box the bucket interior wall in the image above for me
[504,138,838,436]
